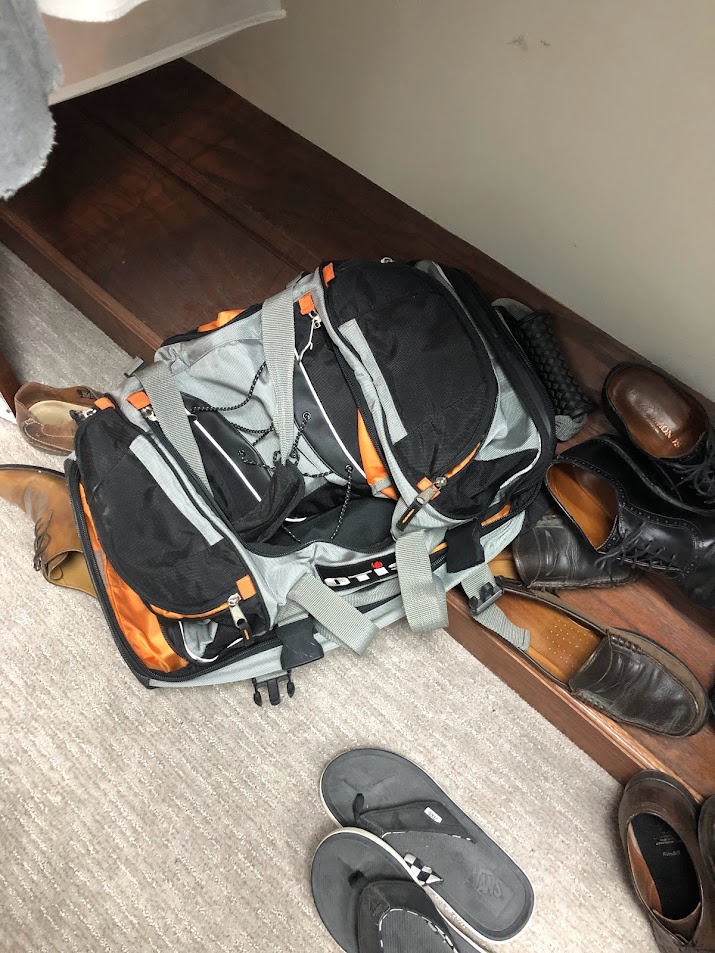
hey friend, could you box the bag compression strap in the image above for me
[462,563,530,650]
[261,288,296,464]
[134,362,213,496]
[395,531,449,632]
[395,529,530,647]
[288,574,379,655]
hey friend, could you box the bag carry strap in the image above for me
[395,531,448,632]
[134,362,213,496]
[462,563,530,650]
[288,574,380,655]
[261,288,296,464]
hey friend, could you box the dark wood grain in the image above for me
[2,102,296,358]
[1,59,713,796]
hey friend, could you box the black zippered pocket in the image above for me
[67,461,277,684]
[324,260,499,489]
[75,407,267,626]
[442,266,556,477]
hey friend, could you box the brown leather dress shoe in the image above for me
[620,772,715,953]
[604,362,715,510]
[14,383,98,456]
[490,576,708,736]
[0,465,94,596]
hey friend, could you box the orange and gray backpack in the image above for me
[68,259,555,704]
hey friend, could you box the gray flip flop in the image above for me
[312,829,485,953]
[320,749,534,942]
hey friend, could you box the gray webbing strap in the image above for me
[288,574,379,655]
[262,288,296,463]
[134,362,212,496]
[395,531,448,633]
[462,563,530,650]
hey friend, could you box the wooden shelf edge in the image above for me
[0,208,161,363]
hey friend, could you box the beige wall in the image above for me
[191,0,715,398]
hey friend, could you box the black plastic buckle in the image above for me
[251,672,295,707]
[468,581,503,618]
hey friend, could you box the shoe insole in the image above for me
[496,591,600,683]
[46,551,95,596]
[608,366,705,459]
[30,399,88,425]
[321,749,534,942]
[489,551,599,683]
[546,464,617,550]
[628,814,700,921]
[312,830,477,953]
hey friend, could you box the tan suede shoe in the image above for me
[0,465,94,596]
[15,383,98,455]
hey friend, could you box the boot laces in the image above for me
[33,513,53,572]
[595,524,680,575]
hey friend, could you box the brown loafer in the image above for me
[14,382,98,456]
[490,576,709,736]
[619,772,715,953]
[0,464,94,596]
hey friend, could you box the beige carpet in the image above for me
[0,244,655,953]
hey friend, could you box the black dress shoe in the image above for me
[603,362,715,510]
[513,510,641,589]
[545,434,715,609]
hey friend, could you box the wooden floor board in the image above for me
[1,60,713,796]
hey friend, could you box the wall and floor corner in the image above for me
[190,0,715,400]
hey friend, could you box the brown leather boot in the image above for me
[0,465,95,596]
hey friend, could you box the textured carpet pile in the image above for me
[0,244,654,952]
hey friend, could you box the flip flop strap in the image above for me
[357,880,456,953]
[354,796,472,844]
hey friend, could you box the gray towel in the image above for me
[1,0,63,199]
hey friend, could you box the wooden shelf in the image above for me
[1,60,713,797]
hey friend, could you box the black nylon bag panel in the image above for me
[76,410,249,615]
[326,261,497,479]
[294,306,366,479]
[189,411,272,525]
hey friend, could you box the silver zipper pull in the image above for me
[140,404,158,422]
[415,475,448,506]
[227,593,248,630]
[398,476,449,530]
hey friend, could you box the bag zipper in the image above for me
[322,260,499,491]
[67,461,279,684]
[441,266,556,471]
[75,406,269,626]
